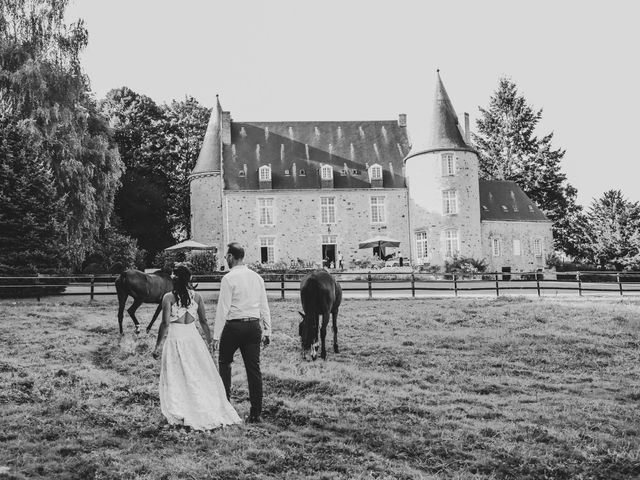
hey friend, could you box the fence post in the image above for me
[577,271,582,296]
[617,272,623,296]
[453,274,458,297]
[411,272,415,298]
[281,274,285,300]
[536,274,540,297]
[90,275,95,301]
[495,273,500,297]
[367,272,372,299]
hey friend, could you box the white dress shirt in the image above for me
[213,265,272,340]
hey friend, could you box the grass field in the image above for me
[1,296,639,479]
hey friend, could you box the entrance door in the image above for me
[322,244,336,267]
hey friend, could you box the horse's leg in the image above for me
[332,310,339,353]
[127,298,143,334]
[117,290,128,336]
[320,312,329,360]
[146,304,162,334]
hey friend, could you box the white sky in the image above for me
[66,0,640,208]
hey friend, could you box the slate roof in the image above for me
[192,98,221,175]
[479,179,549,222]
[406,71,475,159]
[223,120,411,190]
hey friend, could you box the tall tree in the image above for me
[100,87,174,259]
[0,118,66,272]
[473,78,582,256]
[162,97,210,239]
[0,0,123,267]
[579,190,640,270]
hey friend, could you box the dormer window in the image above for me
[239,170,245,177]
[369,164,383,181]
[299,169,306,176]
[501,205,509,213]
[259,165,271,182]
[528,205,534,213]
[441,153,455,176]
[320,164,333,180]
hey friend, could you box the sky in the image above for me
[65,0,640,208]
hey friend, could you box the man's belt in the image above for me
[227,317,259,322]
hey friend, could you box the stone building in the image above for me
[190,73,553,272]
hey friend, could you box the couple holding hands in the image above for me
[152,242,271,429]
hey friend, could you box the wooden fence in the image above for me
[2,270,640,300]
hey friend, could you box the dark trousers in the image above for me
[218,320,262,417]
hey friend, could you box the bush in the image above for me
[445,256,487,278]
[185,251,217,274]
[82,227,145,273]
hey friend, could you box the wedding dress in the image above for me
[159,290,242,430]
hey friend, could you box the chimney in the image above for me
[464,112,470,144]
[398,113,407,127]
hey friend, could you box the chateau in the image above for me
[189,73,552,272]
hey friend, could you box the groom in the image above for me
[213,242,272,423]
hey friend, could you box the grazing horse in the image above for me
[114,268,173,335]
[298,269,342,360]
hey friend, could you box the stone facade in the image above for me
[480,220,553,272]
[405,150,482,266]
[221,189,410,266]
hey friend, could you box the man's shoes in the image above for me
[245,415,262,424]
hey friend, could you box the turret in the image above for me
[404,71,482,266]
[189,96,225,248]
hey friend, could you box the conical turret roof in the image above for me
[406,72,475,160]
[191,95,222,175]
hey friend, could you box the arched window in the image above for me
[369,164,383,180]
[320,164,333,180]
[258,165,271,181]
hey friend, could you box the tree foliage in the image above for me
[0,118,66,272]
[576,190,640,270]
[100,89,210,260]
[0,0,123,267]
[473,78,582,256]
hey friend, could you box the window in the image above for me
[299,169,306,176]
[501,205,509,213]
[351,169,360,175]
[320,197,336,224]
[369,164,383,180]
[320,164,333,180]
[238,170,245,177]
[441,153,455,176]
[534,238,543,257]
[442,190,457,215]
[258,165,271,181]
[528,205,534,213]
[260,237,275,263]
[513,239,521,256]
[416,232,428,261]
[284,169,290,176]
[340,169,347,176]
[492,238,501,256]
[444,229,459,257]
[370,196,386,223]
[258,198,274,225]
[322,235,337,244]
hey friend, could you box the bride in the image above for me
[153,264,241,430]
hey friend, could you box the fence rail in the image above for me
[2,270,640,300]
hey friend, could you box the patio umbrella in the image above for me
[164,240,216,252]
[358,235,401,250]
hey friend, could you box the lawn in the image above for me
[1,296,639,479]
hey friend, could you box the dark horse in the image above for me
[114,266,173,335]
[298,269,342,360]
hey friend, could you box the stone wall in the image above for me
[222,189,410,266]
[405,150,483,265]
[189,172,224,249]
[480,220,554,273]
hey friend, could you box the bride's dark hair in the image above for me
[172,265,192,308]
